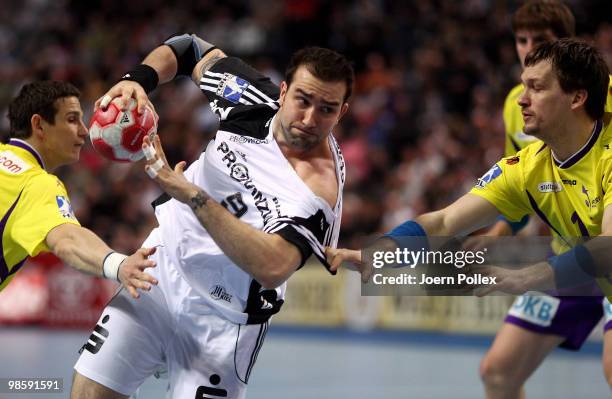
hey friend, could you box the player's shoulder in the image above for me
[499,140,548,173]
[202,55,281,139]
[0,159,51,196]
[0,143,39,176]
[203,56,280,105]
[598,114,612,162]
[217,104,276,140]
[24,171,66,193]
[517,140,547,157]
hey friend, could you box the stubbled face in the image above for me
[518,60,573,140]
[41,96,87,169]
[277,66,348,151]
[515,28,557,68]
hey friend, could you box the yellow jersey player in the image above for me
[1,81,157,298]
[478,2,612,398]
[494,0,575,236]
[328,39,612,394]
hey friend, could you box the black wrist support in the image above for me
[119,64,159,93]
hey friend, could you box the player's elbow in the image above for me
[256,262,294,289]
[252,236,302,288]
[46,224,79,262]
[415,212,441,236]
[257,276,286,290]
[253,254,298,289]
[438,208,463,236]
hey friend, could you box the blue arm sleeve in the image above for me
[386,220,427,238]
[384,220,429,253]
[497,214,529,235]
[548,245,596,289]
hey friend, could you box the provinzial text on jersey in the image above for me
[217,141,274,224]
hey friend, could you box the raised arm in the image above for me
[326,193,500,280]
[96,33,226,113]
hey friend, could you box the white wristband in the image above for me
[103,252,127,281]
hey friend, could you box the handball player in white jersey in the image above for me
[71,34,353,399]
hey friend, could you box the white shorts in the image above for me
[74,229,268,398]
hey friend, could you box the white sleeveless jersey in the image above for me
[153,57,345,324]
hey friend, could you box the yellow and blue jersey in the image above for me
[0,139,79,291]
[471,114,612,298]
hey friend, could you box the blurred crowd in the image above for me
[1,0,611,251]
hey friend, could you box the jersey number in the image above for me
[221,193,247,218]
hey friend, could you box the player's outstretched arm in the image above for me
[415,193,500,237]
[142,136,301,289]
[45,223,158,298]
[326,194,500,282]
[96,34,226,114]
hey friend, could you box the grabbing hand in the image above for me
[325,247,371,282]
[95,80,156,115]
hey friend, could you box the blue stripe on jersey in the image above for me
[526,190,572,248]
[0,190,24,283]
[555,119,603,169]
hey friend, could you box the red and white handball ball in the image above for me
[89,98,158,162]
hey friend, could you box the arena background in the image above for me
[1,0,611,397]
